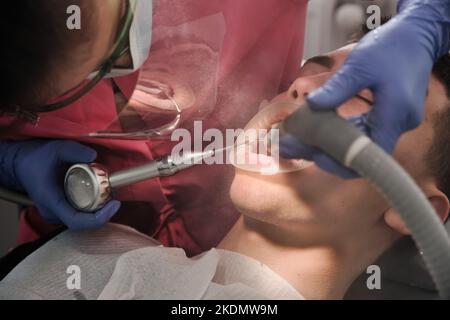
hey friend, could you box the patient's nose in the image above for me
[288,74,327,103]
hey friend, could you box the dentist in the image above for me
[0,0,309,253]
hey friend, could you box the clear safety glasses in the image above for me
[13,0,135,124]
[88,80,183,139]
[12,1,225,142]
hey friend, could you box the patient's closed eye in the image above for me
[304,55,335,70]
[355,94,373,106]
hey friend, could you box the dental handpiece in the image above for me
[0,144,238,212]
[64,151,214,212]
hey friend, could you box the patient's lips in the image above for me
[245,149,277,167]
[231,101,314,174]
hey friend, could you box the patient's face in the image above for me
[230,44,449,242]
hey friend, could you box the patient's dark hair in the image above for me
[0,1,96,111]
[354,19,450,203]
[427,56,450,201]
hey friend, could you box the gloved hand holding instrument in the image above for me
[280,0,450,178]
[0,140,121,230]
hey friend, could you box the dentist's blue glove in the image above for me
[0,140,121,230]
[280,0,450,178]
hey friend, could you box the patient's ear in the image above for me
[384,184,449,235]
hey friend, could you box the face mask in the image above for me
[89,0,153,79]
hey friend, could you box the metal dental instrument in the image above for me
[64,144,239,212]
[0,147,231,211]
[0,143,242,212]
[64,152,204,212]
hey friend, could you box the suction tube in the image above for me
[281,103,450,299]
[0,186,34,207]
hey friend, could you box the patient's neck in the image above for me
[218,216,396,300]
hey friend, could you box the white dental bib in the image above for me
[0,224,303,300]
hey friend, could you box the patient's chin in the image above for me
[230,174,273,219]
[230,170,311,227]
[230,174,333,236]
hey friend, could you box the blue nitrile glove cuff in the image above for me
[399,0,450,59]
[0,142,27,192]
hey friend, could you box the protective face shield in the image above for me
[88,0,153,79]
[87,1,226,139]
[23,0,306,142]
